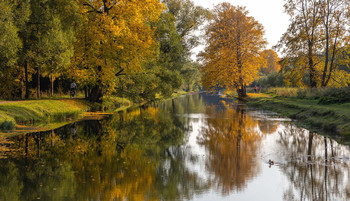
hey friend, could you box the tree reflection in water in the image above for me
[277,123,350,201]
[198,101,262,195]
[0,106,187,201]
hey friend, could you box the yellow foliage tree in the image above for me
[200,3,266,98]
[259,49,281,75]
[70,0,165,102]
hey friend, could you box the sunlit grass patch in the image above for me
[247,93,270,98]
[0,99,91,131]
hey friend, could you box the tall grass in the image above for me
[266,87,350,104]
[267,87,347,98]
[266,87,300,97]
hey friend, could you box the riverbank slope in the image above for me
[0,91,193,132]
[246,94,350,136]
[0,99,94,130]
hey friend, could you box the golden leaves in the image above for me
[70,0,165,91]
[200,3,266,92]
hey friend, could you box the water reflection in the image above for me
[198,102,262,194]
[0,106,186,201]
[0,93,349,201]
[277,124,350,201]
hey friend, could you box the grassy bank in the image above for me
[247,93,350,136]
[0,91,193,132]
[0,99,93,130]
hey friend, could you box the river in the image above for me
[0,93,349,201]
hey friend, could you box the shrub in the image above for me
[0,121,15,130]
[259,72,285,88]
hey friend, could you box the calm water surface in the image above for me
[0,93,350,201]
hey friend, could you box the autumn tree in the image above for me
[277,0,350,88]
[277,0,322,88]
[69,0,165,103]
[259,49,281,75]
[319,0,350,87]
[200,3,266,98]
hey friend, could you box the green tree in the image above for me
[26,0,78,98]
[164,0,209,57]
[0,0,22,98]
[163,0,209,91]
[116,0,208,102]
[181,62,201,92]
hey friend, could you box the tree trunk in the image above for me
[236,84,247,99]
[307,132,314,161]
[51,74,54,97]
[321,2,330,87]
[172,99,175,113]
[308,46,317,88]
[37,66,41,99]
[88,66,103,103]
[25,60,29,99]
[88,85,103,103]
[84,86,88,99]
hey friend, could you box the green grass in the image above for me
[247,94,350,137]
[0,99,92,130]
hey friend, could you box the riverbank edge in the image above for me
[0,99,93,130]
[245,94,350,137]
[0,91,196,132]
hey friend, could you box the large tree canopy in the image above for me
[200,3,266,98]
[68,0,165,102]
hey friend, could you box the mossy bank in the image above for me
[246,94,350,137]
[0,99,93,130]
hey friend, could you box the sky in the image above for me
[191,0,290,58]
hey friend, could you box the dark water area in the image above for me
[0,93,350,201]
